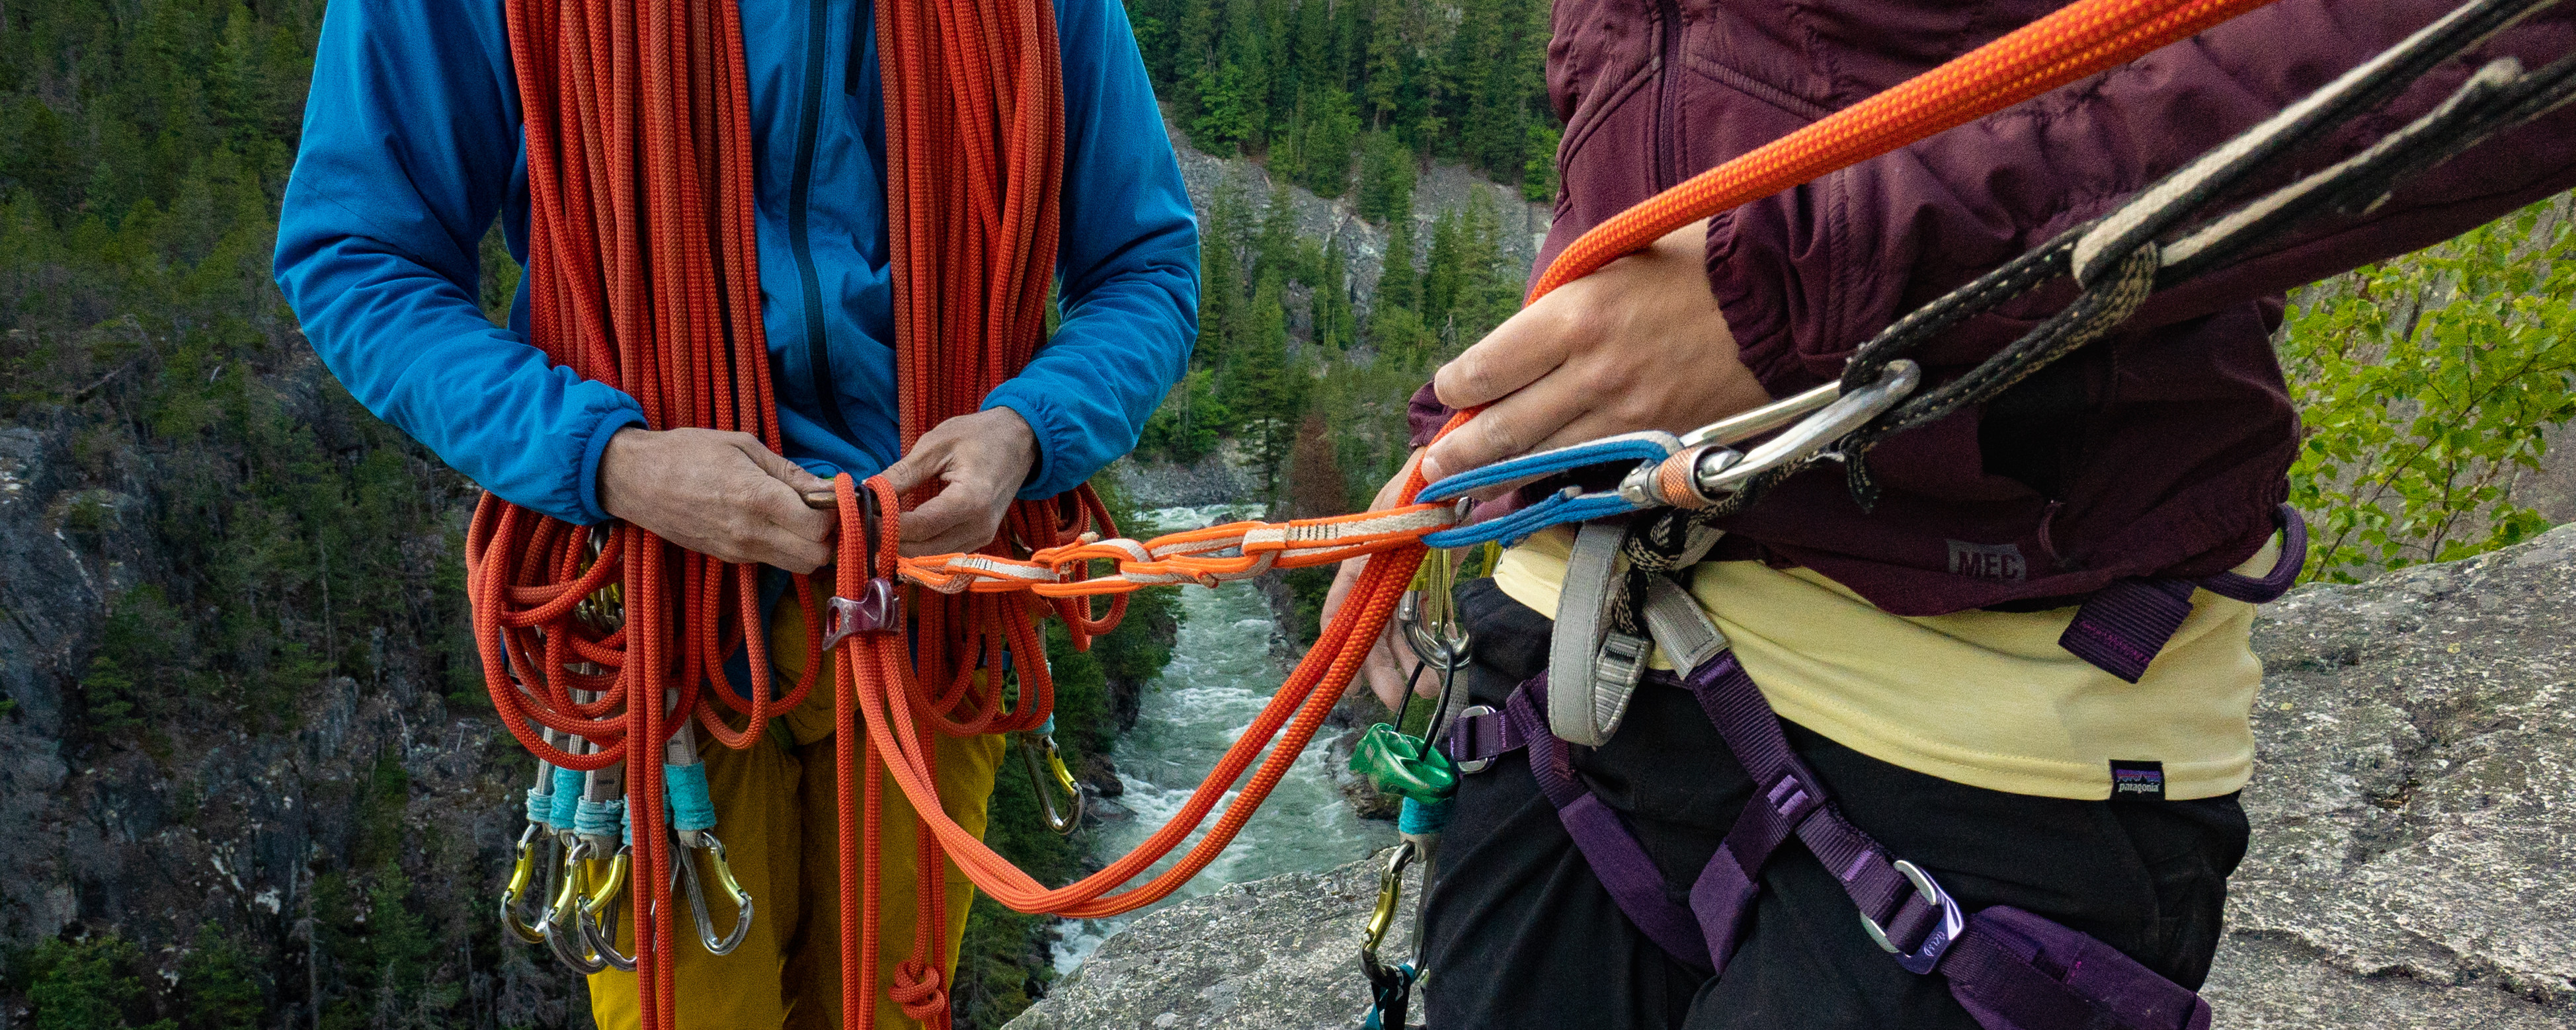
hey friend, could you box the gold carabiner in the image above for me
[543,842,610,975]
[577,846,637,972]
[1022,733,1084,836]
[500,824,549,944]
[1361,840,1418,963]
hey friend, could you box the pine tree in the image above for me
[1356,131,1416,225]
[1375,216,1420,313]
[1228,276,1310,500]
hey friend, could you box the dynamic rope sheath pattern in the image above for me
[474,0,2294,1022]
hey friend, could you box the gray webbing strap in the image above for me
[1638,576,1727,674]
[1549,520,1639,746]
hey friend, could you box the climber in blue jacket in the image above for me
[272,0,1196,1023]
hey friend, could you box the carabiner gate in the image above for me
[678,832,756,956]
[577,845,639,972]
[1019,733,1086,836]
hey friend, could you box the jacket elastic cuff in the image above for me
[1705,208,1804,394]
[1406,381,1451,450]
[577,407,649,526]
[980,384,1067,500]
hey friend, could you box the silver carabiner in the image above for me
[678,832,756,956]
[1695,360,1921,498]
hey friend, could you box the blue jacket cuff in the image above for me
[981,384,1070,500]
[577,407,650,525]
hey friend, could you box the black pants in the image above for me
[1418,578,2249,1029]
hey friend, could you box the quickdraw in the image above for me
[471,0,2576,1024]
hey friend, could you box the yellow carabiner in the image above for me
[543,842,610,975]
[577,846,637,972]
[1022,733,1085,836]
[1362,840,1418,962]
[500,824,548,944]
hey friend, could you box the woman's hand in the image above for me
[1419,221,1771,483]
[597,427,838,573]
[1323,221,1769,709]
[1321,452,1428,713]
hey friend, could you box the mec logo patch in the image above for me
[1946,540,2027,582]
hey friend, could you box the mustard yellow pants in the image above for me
[586,599,1003,1030]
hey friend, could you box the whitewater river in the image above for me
[1051,504,1398,973]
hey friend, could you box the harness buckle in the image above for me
[1860,859,1966,974]
[1447,705,1503,775]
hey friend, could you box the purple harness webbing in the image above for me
[1449,659,2216,1030]
[2060,505,2306,682]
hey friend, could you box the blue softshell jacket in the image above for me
[275,0,1199,526]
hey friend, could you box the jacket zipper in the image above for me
[791,0,860,444]
[1654,0,1685,190]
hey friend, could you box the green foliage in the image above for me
[177,925,266,1030]
[24,935,174,1030]
[1355,132,1416,225]
[2282,195,2576,581]
[1136,0,1559,189]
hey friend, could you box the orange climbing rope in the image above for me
[470,0,2286,1023]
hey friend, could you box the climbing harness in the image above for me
[1435,551,2310,1028]
[467,0,2571,1021]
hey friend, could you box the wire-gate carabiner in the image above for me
[543,841,612,975]
[678,831,756,956]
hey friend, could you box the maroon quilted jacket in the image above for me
[1412,0,2576,615]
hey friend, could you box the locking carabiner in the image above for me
[678,831,756,956]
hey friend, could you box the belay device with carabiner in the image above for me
[1346,547,1477,1028]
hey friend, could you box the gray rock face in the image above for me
[2207,522,2576,1026]
[1011,524,2576,1029]
[1010,853,1422,1030]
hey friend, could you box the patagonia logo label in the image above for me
[2110,760,2166,801]
[1946,540,2027,582]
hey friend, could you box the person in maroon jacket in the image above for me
[1322,1,2576,1026]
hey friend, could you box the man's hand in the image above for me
[883,407,1039,557]
[1419,221,1771,483]
[598,427,837,573]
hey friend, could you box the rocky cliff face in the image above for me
[1004,524,2576,1029]
[0,404,583,1027]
